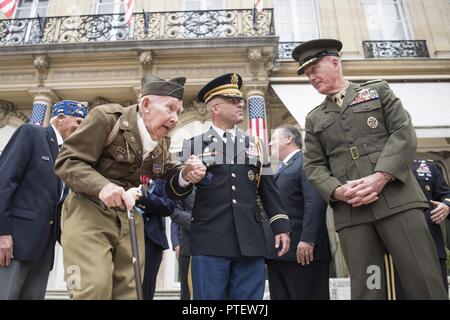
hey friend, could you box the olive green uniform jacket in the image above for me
[303,80,429,231]
[55,103,190,200]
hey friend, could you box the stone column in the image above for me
[246,89,269,148]
[29,90,58,127]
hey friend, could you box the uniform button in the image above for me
[232,199,237,204]
[123,121,129,127]
[49,220,54,225]
[348,139,354,145]
[118,154,124,160]
[231,173,236,178]
[341,115,346,120]
[146,218,150,221]
[130,136,136,143]
[345,127,350,132]
[232,186,236,191]
[191,217,194,221]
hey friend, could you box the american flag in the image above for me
[248,95,268,147]
[123,0,134,26]
[29,103,47,127]
[254,0,263,13]
[0,0,17,18]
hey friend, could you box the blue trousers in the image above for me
[191,255,265,300]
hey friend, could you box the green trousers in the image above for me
[61,192,145,300]
[338,208,448,300]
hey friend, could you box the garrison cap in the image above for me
[52,100,89,118]
[141,75,186,100]
[197,73,243,104]
[292,39,343,75]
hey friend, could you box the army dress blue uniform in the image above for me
[411,160,450,291]
[181,127,290,299]
[174,73,291,300]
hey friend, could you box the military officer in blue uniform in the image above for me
[411,160,450,291]
[176,73,291,300]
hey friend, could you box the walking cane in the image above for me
[128,208,144,300]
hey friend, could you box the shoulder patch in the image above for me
[360,79,384,87]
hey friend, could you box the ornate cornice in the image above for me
[0,100,29,128]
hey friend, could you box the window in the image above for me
[14,0,48,18]
[274,0,320,42]
[362,0,411,40]
[183,0,225,11]
[94,0,124,15]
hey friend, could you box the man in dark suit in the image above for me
[135,179,175,300]
[170,188,195,300]
[0,100,88,299]
[176,73,291,300]
[266,125,330,299]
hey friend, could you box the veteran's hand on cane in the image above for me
[430,200,450,224]
[344,172,391,207]
[181,155,206,184]
[275,232,290,257]
[297,241,314,266]
[99,182,128,209]
[124,187,143,211]
[0,235,13,267]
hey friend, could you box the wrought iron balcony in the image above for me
[277,41,303,60]
[0,9,274,46]
[363,40,430,58]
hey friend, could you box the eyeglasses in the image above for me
[214,97,245,106]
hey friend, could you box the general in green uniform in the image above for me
[294,39,448,300]
[55,75,198,299]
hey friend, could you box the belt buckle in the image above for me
[350,146,359,160]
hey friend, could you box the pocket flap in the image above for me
[10,207,35,220]
[351,102,381,113]
[313,117,335,133]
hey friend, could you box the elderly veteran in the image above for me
[175,73,291,300]
[0,100,88,299]
[295,38,447,300]
[55,75,205,300]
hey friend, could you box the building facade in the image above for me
[1,0,450,297]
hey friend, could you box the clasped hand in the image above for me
[332,172,389,207]
[181,155,206,184]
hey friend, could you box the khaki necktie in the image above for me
[333,92,344,107]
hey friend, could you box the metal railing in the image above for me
[363,40,430,58]
[277,41,303,60]
[0,9,274,46]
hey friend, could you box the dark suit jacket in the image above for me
[180,128,291,258]
[136,179,175,250]
[268,151,331,262]
[412,160,450,260]
[170,189,195,257]
[0,124,62,263]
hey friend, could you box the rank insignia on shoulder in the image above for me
[350,88,379,106]
[367,117,379,129]
[248,170,255,181]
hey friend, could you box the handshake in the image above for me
[180,155,207,184]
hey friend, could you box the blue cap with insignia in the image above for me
[52,100,89,119]
[197,73,244,104]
